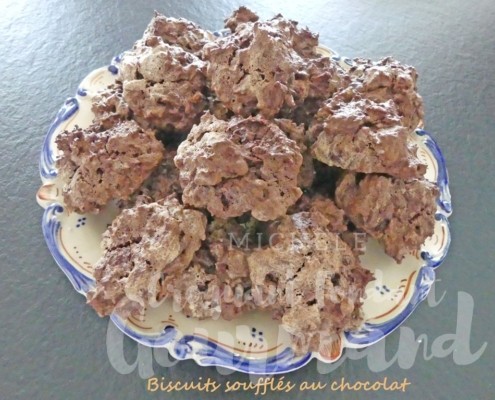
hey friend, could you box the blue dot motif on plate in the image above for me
[250,327,264,342]
[376,284,391,295]
[76,217,87,228]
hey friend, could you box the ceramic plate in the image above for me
[37,35,452,374]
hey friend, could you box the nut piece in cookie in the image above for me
[175,113,303,221]
[87,197,207,318]
[142,11,212,55]
[335,173,439,262]
[310,97,426,180]
[274,118,315,188]
[348,57,424,131]
[56,120,164,214]
[119,37,207,133]
[91,84,130,130]
[247,212,373,354]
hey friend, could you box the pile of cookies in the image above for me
[56,7,438,354]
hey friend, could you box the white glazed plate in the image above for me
[36,40,452,374]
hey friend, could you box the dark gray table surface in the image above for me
[1,0,494,399]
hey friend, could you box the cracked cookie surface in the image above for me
[56,120,164,213]
[175,113,303,220]
[87,197,207,318]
